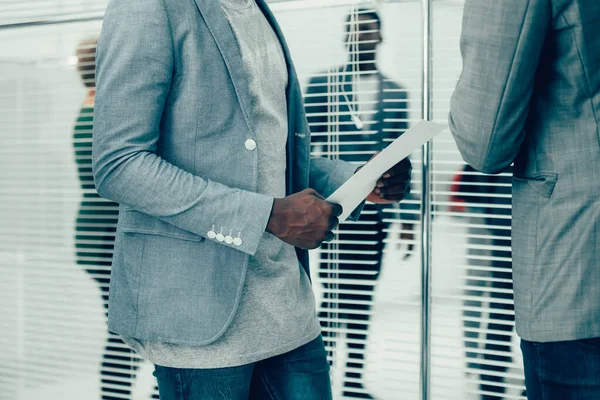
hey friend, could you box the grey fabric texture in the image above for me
[449,0,600,342]
[93,0,358,346]
[123,0,321,368]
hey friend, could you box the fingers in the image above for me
[375,175,410,192]
[328,215,339,231]
[375,183,411,201]
[321,203,341,243]
[382,157,412,178]
[323,231,335,242]
[328,201,343,217]
[377,183,411,196]
[377,172,411,189]
[325,203,341,240]
[376,157,411,201]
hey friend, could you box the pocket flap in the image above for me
[512,173,558,199]
[119,209,204,242]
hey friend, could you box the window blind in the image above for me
[427,1,525,399]
[0,0,107,27]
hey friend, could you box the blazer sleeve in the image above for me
[92,0,273,257]
[448,0,550,174]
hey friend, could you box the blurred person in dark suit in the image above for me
[304,8,414,399]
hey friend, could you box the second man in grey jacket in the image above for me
[450,0,600,398]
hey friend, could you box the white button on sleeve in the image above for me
[233,237,243,246]
[207,225,217,239]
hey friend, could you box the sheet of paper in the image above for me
[327,121,448,221]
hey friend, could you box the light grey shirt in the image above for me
[122,0,321,367]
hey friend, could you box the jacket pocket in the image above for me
[119,209,204,242]
[512,173,558,199]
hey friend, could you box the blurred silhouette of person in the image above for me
[72,37,142,400]
[304,8,413,399]
[450,165,515,400]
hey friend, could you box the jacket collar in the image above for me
[192,0,298,106]
[192,0,302,193]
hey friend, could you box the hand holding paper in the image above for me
[363,154,411,204]
[266,121,446,250]
[328,121,448,221]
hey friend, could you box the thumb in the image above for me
[328,202,343,217]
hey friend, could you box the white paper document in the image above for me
[327,121,448,221]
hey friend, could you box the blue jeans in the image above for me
[521,337,600,400]
[153,336,332,400]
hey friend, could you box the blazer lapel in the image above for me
[192,0,255,133]
[255,0,305,195]
[193,0,304,194]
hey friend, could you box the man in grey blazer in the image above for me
[92,0,411,398]
[449,0,600,398]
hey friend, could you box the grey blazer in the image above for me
[449,0,600,342]
[93,0,358,345]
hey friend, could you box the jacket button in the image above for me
[225,236,234,244]
[244,139,257,151]
[233,237,243,246]
[216,233,225,242]
[207,231,217,239]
